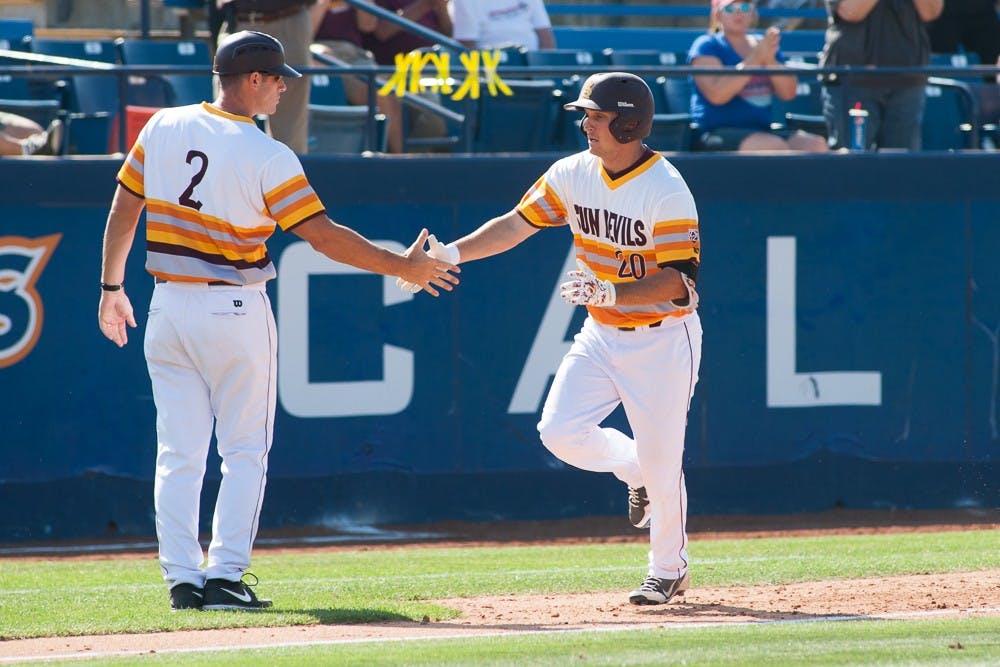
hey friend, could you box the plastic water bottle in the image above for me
[849,102,868,151]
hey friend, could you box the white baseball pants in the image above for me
[537,313,702,579]
[144,281,277,588]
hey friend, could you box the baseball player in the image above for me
[97,30,458,611]
[404,73,701,604]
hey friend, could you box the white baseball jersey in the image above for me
[528,148,703,583]
[117,102,326,589]
[451,0,552,50]
[118,102,326,285]
[517,148,701,328]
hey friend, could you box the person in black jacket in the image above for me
[819,0,944,150]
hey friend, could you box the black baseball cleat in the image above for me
[169,583,204,611]
[628,572,690,605]
[628,486,651,529]
[202,574,272,611]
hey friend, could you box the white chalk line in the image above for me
[2,606,998,664]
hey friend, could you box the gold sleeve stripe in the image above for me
[273,195,325,229]
[652,219,697,235]
[517,177,567,227]
[265,174,310,203]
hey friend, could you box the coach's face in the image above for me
[250,71,287,116]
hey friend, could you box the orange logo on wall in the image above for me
[0,234,61,368]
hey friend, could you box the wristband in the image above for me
[100,282,123,292]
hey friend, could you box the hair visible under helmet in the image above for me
[563,72,655,144]
[213,30,301,78]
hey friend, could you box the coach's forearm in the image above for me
[100,186,144,284]
[296,216,410,276]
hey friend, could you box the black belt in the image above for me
[155,277,235,286]
[618,320,663,332]
[232,2,310,23]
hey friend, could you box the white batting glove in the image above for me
[560,259,616,307]
[396,234,461,293]
[673,272,699,312]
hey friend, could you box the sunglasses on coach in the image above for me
[722,2,756,14]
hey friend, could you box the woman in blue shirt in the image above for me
[688,0,828,152]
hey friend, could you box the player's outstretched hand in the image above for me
[98,290,137,347]
[396,231,461,295]
[399,228,460,297]
[560,259,616,307]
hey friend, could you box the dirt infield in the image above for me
[2,509,998,662]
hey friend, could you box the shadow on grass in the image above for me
[297,608,415,624]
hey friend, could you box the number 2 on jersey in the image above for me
[179,150,208,211]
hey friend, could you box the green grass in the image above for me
[26,618,1000,666]
[0,529,997,665]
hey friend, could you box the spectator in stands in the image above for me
[688,0,829,152]
[819,0,943,150]
[0,113,62,157]
[361,0,452,66]
[927,0,1000,68]
[451,0,556,51]
[311,0,405,152]
[361,0,454,149]
[217,0,315,153]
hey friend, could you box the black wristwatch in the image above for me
[100,282,123,292]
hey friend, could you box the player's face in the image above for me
[581,109,619,156]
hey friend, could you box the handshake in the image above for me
[396,234,461,294]
[396,236,618,309]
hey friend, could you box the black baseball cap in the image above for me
[213,30,301,78]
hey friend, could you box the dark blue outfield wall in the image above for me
[0,153,997,541]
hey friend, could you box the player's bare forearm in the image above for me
[101,185,144,284]
[614,266,691,306]
[453,209,539,262]
[293,217,459,295]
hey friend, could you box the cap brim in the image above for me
[274,63,301,78]
[563,98,600,112]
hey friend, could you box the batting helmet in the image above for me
[213,30,301,78]
[563,72,654,144]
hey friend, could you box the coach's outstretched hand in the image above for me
[397,232,461,295]
[399,228,460,297]
[98,290,137,347]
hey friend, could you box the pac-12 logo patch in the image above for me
[0,234,61,368]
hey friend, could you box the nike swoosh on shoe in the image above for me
[221,588,253,603]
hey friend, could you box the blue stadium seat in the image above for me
[0,18,32,50]
[310,73,350,106]
[26,38,122,154]
[115,38,214,106]
[472,79,562,153]
[770,73,826,137]
[308,104,381,154]
[605,49,685,114]
[922,77,979,150]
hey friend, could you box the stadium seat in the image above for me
[308,104,384,154]
[922,77,979,150]
[310,73,350,106]
[0,18,32,50]
[771,74,826,137]
[472,79,562,153]
[26,38,123,154]
[605,49,685,114]
[115,38,214,106]
[647,113,693,152]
